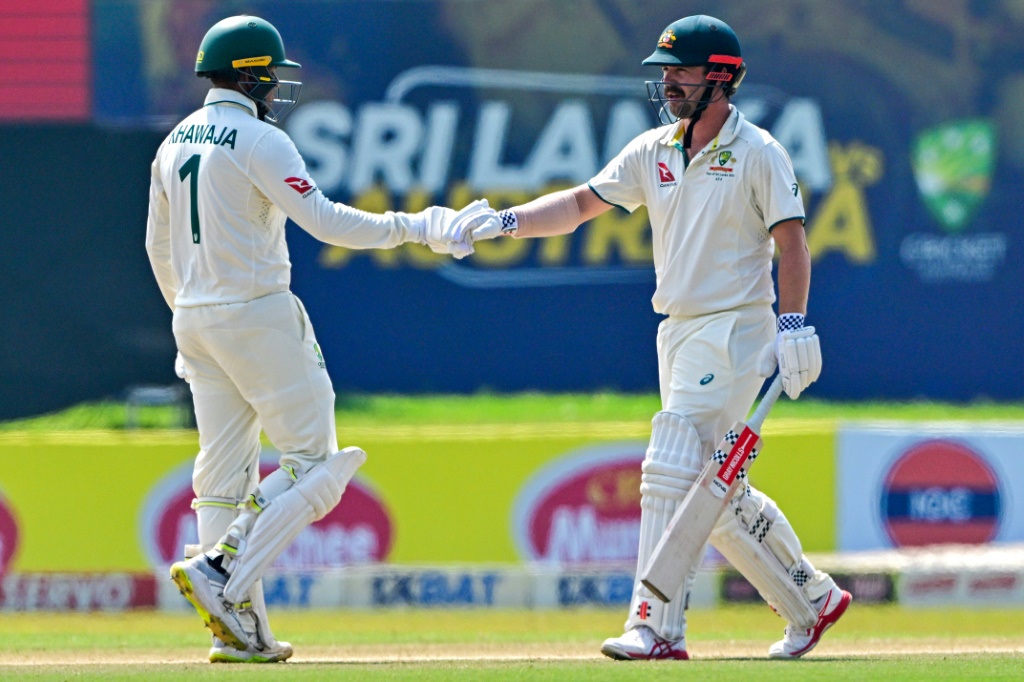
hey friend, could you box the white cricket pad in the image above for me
[222,447,367,603]
[709,485,829,629]
[640,419,759,603]
[190,491,288,651]
[244,578,285,653]
[626,411,703,641]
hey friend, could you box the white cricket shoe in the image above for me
[210,636,293,663]
[768,585,852,658]
[601,626,689,660]
[169,556,252,651]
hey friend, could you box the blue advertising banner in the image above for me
[2,0,1022,420]
[838,425,1024,551]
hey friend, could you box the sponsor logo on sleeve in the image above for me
[285,176,317,197]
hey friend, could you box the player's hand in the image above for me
[445,199,501,258]
[470,208,518,242]
[416,201,498,259]
[757,324,821,400]
[175,351,190,383]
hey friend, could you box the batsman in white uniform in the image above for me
[466,15,850,660]
[145,15,494,663]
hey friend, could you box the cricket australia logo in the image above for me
[902,118,1005,283]
[708,150,736,177]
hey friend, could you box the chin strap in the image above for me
[682,55,744,150]
[681,84,717,150]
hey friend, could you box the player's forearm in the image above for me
[507,187,584,238]
[299,196,416,250]
[776,243,810,316]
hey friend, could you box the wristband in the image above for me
[497,209,519,235]
[777,313,805,333]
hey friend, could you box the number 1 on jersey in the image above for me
[178,154,202,244]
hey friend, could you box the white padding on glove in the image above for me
[416,200,501,259]
[757,326,822,400]
[175,351,189,383]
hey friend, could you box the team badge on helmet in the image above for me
[641,15,747,126]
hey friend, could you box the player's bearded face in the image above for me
[662,66,706,120]
[663,83,699,120]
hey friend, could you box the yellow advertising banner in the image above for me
[0,422,834,573]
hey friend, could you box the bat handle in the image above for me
[747,375,784,433]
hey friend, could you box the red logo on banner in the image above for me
[142,458,393,568]
[657,162,676,184]
[513,446,644,564]
[0,493,19,576]
[880,440,1001,547]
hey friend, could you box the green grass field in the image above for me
[0,606,1021,679]
[5,392,1024,431]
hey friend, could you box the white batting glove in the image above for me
[174,351,190,383]
[415,200,499,259]
[446,199,502,257]
[413,206,460,256]
[756,313,822,400]
[470,208,519,242]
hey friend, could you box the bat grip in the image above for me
[747,375,784,433]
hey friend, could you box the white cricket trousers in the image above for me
[173,291,339,501]
[657,305,775,458]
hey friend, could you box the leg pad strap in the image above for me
[222,447,366,603]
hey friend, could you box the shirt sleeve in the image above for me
[144,148,177,311]
[755,140,806,231]
[587,137,646,214]
[246,128,422,249]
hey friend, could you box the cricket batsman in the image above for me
[145,15,495,663]
[464,15,850,660]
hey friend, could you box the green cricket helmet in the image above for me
[195,15,302,123]
[642,15,746,126]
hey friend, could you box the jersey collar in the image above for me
[660,104,745,154]
[204,88,258,117]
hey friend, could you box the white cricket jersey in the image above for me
[588,106,805,318]
[146,88,420,309]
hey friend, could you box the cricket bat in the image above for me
[640,375,784,602]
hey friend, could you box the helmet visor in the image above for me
[238,66,302,123]
[645,80,721,125]
[264,77,302,123]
